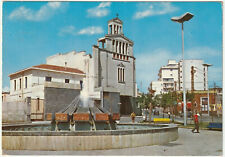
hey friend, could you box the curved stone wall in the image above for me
[2,124,178,151]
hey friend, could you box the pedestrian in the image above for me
[168,111,171,119]
[131,112,136,123]
[192,113,200,133]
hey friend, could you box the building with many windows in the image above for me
[151,59,210,95]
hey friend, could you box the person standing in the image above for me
[131,112,136,123]
[192,113,200,133]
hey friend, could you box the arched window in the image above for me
[118,67,125,83]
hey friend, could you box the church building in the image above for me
[92,17,137,114]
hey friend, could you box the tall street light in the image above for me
[171,12,194,126]
[203,63,212,116]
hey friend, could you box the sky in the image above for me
[2,1,223,93]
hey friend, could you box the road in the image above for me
[122,112,222,124]
[3,128,222,156]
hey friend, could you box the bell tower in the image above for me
[108,15,123,35]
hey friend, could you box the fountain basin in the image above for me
[2,123,178,151]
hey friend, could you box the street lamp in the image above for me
[203,63,212,116]
[171,12,194,126]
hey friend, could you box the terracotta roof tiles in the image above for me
[9,64,85,77]
[33,64,85,74]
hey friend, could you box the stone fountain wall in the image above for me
[2,124,178,151]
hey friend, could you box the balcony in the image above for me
[44,81,81,90]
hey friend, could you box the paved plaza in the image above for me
[3,128,222,156]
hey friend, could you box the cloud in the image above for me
[185,47,221,60]
[87,2,111,17]
[3,86,10,92]
[134,2,178,19]
[58,25,76,36]
[9,2,68,21]
[136,49,180,92]
[78,26,103,35]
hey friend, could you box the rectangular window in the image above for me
[110,25,112,34]
[14,80,16,91]
[19,78,22,89]
[118,68,120,82]
[122,43,124,54]
[25,77,27,88]
[126,44,128,54]
[122,69,125,82]
[65,79,70,83]
[116,41,118,53]
[37,98,40,111]
[45,76,52,82]
[119,42,121,53]
[120,68,122,82]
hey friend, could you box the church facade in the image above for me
[92,17,137,115]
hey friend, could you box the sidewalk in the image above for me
[3,128,222,156]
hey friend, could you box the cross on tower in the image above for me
[116,13,119,18]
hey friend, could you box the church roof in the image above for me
[108,17,123,24]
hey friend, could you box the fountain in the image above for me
[46,94,119,131]
[2,78,178,151]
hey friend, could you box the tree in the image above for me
[186,92,194,102]
[136,93,154,122]
[160,92,177,120]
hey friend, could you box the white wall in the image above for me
[9,71,33,101]
[151,81,163,95]
[32,70,84,85]
[95,48,136,97]
[181,60,205,91]
[9,69,85,101]
[46,51,89,73]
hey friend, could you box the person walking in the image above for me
[192,113,200,133]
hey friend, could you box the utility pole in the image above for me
[191,66,196,115]
[191,66,195,92]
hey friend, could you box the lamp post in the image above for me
[171,12,194,126]
[203,63,212,116]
